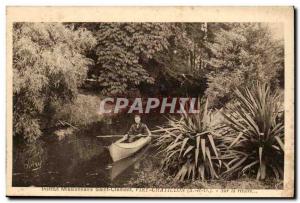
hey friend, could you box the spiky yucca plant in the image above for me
[155,99,223,181]
[222,83,284,180]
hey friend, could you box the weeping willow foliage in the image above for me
[221,83,284,180]
[155,99,224,181]
[13,23,97,142]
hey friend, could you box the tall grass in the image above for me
[53,93,104,126]
[155,99,224,181]
[221,83,284,180]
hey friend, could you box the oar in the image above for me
[96,135,124,138]
[96,134,161,138]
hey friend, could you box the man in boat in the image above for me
[124,114,151,142]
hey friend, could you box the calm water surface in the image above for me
[13,115,165,187]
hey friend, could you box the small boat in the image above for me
[109,136,151,162]
[110,145,150,180]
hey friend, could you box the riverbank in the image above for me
[125,168,283,189]
[13,129,283,189]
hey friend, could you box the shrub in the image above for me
[52,93,104,126]
[13,23,96,141]
[205,23,284,107]
[155,99,224,181]
[221,83,284,180]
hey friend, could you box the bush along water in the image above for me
[154,83,284,182]
[221,83,284,180]
[154,99,225,181]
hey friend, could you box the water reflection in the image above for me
[13,133,155,187]
[13,114,165,187]
[110,145,151,181]
[19,141,45,172]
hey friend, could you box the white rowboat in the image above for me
[109,136,152,162]
[110,145,150,180]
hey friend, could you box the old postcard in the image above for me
[6,6,294,197]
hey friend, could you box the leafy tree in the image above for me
[90,23,173,95]
[205,23,284,106]
[147,23,209,97]
[13,23,96,142]
[82,22,209,96]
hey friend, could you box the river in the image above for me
[12,114,167,187]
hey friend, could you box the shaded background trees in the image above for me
[82,22,209,97]
[205,23,284,107]
[13,22,284,141]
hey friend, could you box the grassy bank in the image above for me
[126,168,283,189]
[53,93,104,127]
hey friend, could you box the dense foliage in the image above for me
[52,93,103,126]
[221,83,284,180]
[205,23,284,106]
[13,22,285,184]
[90,23,170,95]
[154,83,284,181]
[13,23,96,141]
[155,100,224,181]
[83,23,209,96]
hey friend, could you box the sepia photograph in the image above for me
[6,6,294,198]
